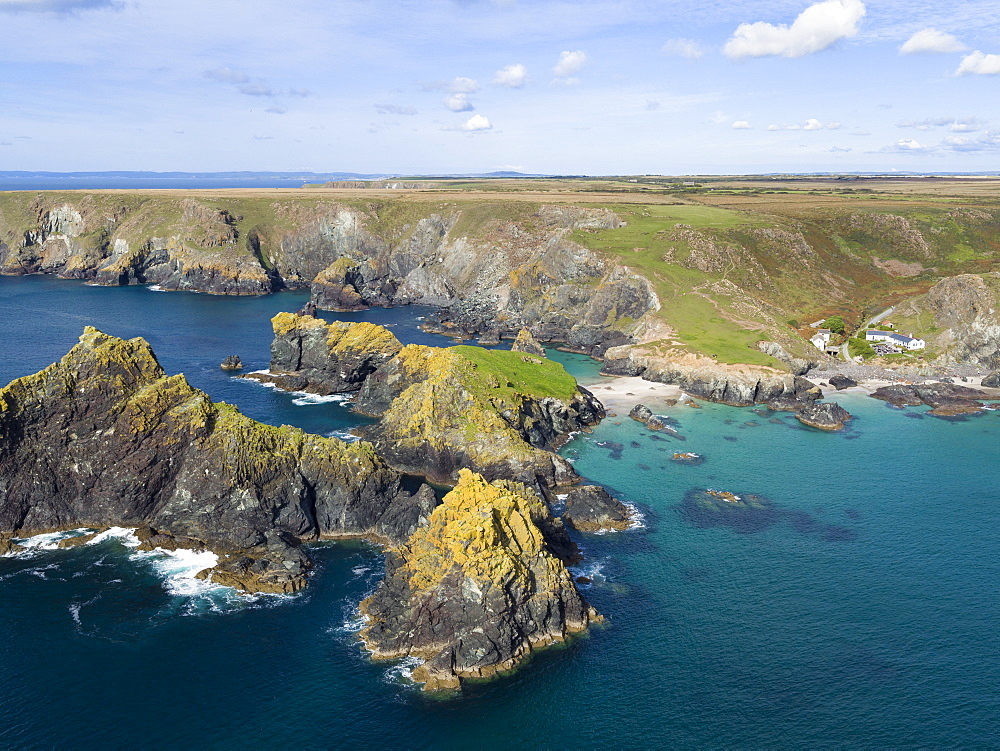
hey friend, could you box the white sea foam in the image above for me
[384,656,424,686]
[15,528,94,551]
[147,284,166,292]
[569,559,608,588]
[351,565,371,577]
[130,546,219,595]
[325,429,361,442]
[87,527,141,547]
[623,501,647,531]
[292,393,349,406]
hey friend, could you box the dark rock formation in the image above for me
[829,374,858,390]
[870,382,986,417]
[0,536,25,556]
[246,312,403,395]
[511,328,546,357]
[0,328,428,593]
[795,402,853,431]
[562,485,632,532]
[359,471,597,691]
[629,404,653,423]
[983,371,1000,388]
[603,346,819,406]
[220,355,243,371]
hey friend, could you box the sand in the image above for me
[582,376,683,413]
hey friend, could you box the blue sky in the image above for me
[1,0,1000,174]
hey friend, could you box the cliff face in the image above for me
[1,331,600,689]
[602,343,815,406]
[359,469,597,691]
[254,313,604,485]
[894,273,1000,369]
[0,328,427,592]
[0,195,654,354]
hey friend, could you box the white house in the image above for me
[810,329,832,351]
[865,330,926,350]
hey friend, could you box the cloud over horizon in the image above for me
[900,28,967,54]
[724,0,866,59]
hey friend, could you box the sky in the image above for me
[1,0,1000,174]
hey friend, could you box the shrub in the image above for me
[824,316,846,335]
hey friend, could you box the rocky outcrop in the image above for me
[220,355,242,371]
[245,312,403,395]
[0,196,655,355]
[356,344,603,486]
[511,328,546,357]
[562,485,632,532]
[870,382,986,417]
[983,371,1000,388]
[828,374,858,390]
[359,470,597,691]
[895,274,1000,368]
[0,328,429,592]
[603,346,818,406]
[794,402,852,431]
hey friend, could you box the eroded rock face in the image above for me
[794,402,852,431]
[250,312,403,394]
[870,382,986,418]
[563,485,632,532]
[0,328,425,592]
[604,346,816,406]
[359,470,597,692]
[984,371,1000,388]
[510,328,546,357]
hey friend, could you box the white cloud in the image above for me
[826,121,842,129]
[898,117,983,132]
[445,93,474,112]
[731,120,751,129]
[662,38,704,60]
[896,138,927,151]
[828,146,852,152]
[803,118,823,130]
[375,103,417,116]
[265,106,286,115]
[553,50,587,77]
[723,0,866,59]
[956,51,1000,75]
[238,82,276,97]
[768,119,838,131]
[449,76,480,94]
[900,28,967,54]
[709,111,728,124]
[492,63,527,88]
[459,114,492,132]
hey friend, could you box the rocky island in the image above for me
[0,328,601,690]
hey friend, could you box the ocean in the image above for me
[2,275,999,748]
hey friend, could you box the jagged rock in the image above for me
[511,328,546,357]
[355,344,603,486]
[0,537,25,556]
[57,532,100,549]
[0,327,427,592]
[983,371,1000,388]
[311,257,368,311]
[645,416,667,431]
[220,355,243,371]
[629,404,653,423]
[602,346,817,407]
[829,374,858,390]
[359,470,598,692]
[248,312,403,394]
[795,402,853,431]
[870,382,985,409]
[562,485,632,532]
[767,397,812,412]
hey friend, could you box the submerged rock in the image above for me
[359,470,598,692]
[562,485,632,532]
[220,355,243,371]
[679,488,778,534]
[795,401,853,431]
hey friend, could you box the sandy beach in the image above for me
[582,375,684,413]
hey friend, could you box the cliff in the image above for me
[0,328,429,592]
[359,469,597,691]
[254,313,604,485]
[601,343,817,406]
[893,273,1000,369]
[247,312,403,394]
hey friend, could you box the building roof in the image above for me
[866,330,922,344]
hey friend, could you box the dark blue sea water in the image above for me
[0,176,313,191]
[2,276,1000,748]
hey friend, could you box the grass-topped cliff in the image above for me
[2,178,999,372]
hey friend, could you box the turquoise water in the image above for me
[2,276,1000,748]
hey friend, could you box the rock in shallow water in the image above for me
[795,401,853,431]
[562,485,632,532]
[220,355,243,371]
